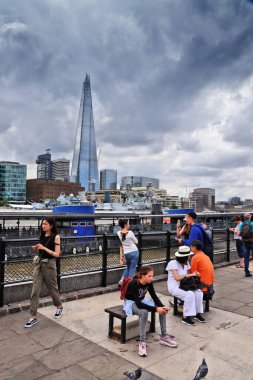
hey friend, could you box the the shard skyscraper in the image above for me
[71,74,99,191]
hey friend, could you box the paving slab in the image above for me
[38,364,98,380]
[0,356,52,380]
[0,334,44,365]
[211,298,245,311]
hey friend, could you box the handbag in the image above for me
[32,234,55,266]
[33,255,41,266]
[179,276,206,291]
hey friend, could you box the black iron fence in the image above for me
[0,228,236,307]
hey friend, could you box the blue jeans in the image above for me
[243,242,253,274]
[236,239,245,258]
[122,250,139,278]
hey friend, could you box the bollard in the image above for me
[137,231,142,269]
[166,231,171,264]
[102,233,108,287]
[0,238,6,307]
[226,227,230,262]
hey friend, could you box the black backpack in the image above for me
[240,222,253,241]
[195,225,214,257]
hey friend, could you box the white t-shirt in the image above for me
[234,224,242,240]
[166,259,190,291]
[117,230,138,254]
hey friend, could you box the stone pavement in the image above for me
[1,263,253,379]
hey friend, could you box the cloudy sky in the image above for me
[1,0,253,200]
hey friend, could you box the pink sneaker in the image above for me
[160,335,178,348]
[139,341,147,357]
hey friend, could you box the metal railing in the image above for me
[0,228,236,307]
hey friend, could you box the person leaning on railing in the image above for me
[24,218,63,328]
[117,219,139,286]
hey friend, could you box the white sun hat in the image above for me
[175,246,193,257]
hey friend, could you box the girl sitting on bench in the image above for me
[166,246,205,326]
[123,265,178,357]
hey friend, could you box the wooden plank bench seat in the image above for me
[104,304,156,344]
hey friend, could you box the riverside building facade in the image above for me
[100,169,117,190]
[36,151,52,180]
[0,161,27,202]
[52,158,70,181]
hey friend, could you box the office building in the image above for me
[36,151,52,179]
[71,74,99,191]
[121,176,159,189]
[100,169,117,190]
[229,196,242,206]
[163,195,182,209]
[0,161,27,202]
[26,179,83,202]
[52,158,70,181]
[190,188,215,212]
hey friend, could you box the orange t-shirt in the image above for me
[190,251,214,290]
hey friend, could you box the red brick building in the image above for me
[26,179,84,202]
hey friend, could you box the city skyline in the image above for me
[1,1,253,199]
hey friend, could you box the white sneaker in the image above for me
[24,318,38,328]
[139,341,147,357]
[54,308,63,319]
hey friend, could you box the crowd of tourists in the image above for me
[24,211,253,358]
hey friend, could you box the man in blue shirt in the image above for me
[238,213,253,277]
[178,212,204,248]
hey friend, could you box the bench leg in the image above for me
[150,311,156,333]
[121,319,126,344]
[205,299,210,312]
[108,314,114,337]
[173,297,178,316]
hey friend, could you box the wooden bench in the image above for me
[173,295,210,316]
[104,304,156,344]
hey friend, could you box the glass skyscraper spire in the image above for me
[71,74,99,191]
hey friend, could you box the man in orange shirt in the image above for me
[190,240,214,292]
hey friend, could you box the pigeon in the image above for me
[123,367,142,379]
[193,358,208,380]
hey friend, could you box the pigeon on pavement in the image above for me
[193,358,208,380]
[123,368,142,379]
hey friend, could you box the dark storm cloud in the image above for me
[1,0,253,198]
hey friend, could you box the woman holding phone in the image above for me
[24,218,63,328]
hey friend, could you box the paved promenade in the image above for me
[1,263,253,379]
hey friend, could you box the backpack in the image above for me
[120,277,133,300]
[195,225,214,257]
[240,222,253,241]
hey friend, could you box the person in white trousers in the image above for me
[166,246,205,326]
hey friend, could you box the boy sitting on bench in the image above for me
[190,240,214,299]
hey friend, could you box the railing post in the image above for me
[138,231,143,269]
[56,256,61,292]
[166,231,171,264]
[0,237,6,307]
[226,227,230,262]
[102,233,108,287]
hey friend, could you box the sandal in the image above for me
[235,264,244,268]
